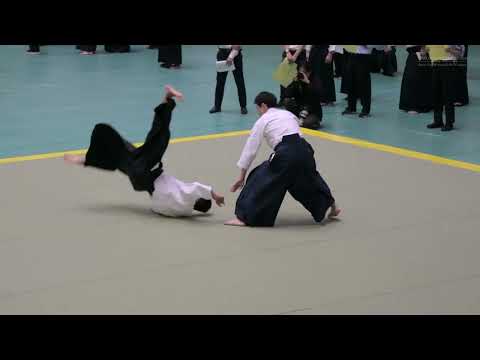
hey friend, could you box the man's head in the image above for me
[193,198,212,213]
[254,91,277,115]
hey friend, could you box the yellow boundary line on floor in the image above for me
[1,129,480,173]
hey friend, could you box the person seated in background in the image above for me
[283,63,323,130]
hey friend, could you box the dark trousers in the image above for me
[84,99,176,195]
[333,52,343,77]
[280,49,307,103]
[104,45,130,53]
[235,134,335,227]
[214,49,247,109]
[157,45,182,65]
[346,54,371,114]
[79,45,97,52]
[432,62,456,126]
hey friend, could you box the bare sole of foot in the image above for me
[328,208,341,219]
[408,111,419,115]
[64,154,85,165]
[224,218,246,226]
[165,85,184,101]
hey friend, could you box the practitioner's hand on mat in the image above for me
[212,192,225,207]
[230,178,245,193]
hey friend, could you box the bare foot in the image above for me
[224,218,246,226]
[64,154,85,165]
[408,111,419,115]
[165,85,184,101]
[328,206,341,219]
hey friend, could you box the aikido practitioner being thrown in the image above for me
[64,85,225,217]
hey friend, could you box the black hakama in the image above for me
[84,99,176,195]
[370,48,383,73]
[344,53,372,114]
[382,46,398,76]
[399,46,433,113]
[104,45,131,53]
[453,45,469,105]
[333,52,344,77]
[309,45,336,103]
[340,49,352,96]
[235,134,335,227]
[157,45,182,66]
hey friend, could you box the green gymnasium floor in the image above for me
[0,45,479,163]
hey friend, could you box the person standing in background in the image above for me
[308,45,336,105]
[337,45,376,118]
[399,45,433,114]
[333,51,344,78]
[453,44,469,106]
[157,45,182,69]
[210,45,248,115]
[382,45,398,76]
[426,45,465,132]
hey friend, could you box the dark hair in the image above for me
[254,92,278,108]
[193,198,212,213]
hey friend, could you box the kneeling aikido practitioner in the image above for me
[64,85,225,217]
[225,91,340,227]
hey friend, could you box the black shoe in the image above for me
[241,107,248,115]
[342,108,356,115]
[161,63,171,68]
[359,112,370,118]
[441,124,454,132]
[209,106,221,114]
[427,122,443,129]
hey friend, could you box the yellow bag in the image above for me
[273,58,298,88]
[343,45,359,53]
[427,45,448,61]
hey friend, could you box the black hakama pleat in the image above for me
[399,46,433,112]
[157,45,182,65]
[382,46,398,75]
[453,45,469,105]
[340,50,352,95]
[104,45,131,53]
[309,45,336,103]
[84,99,176,195]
